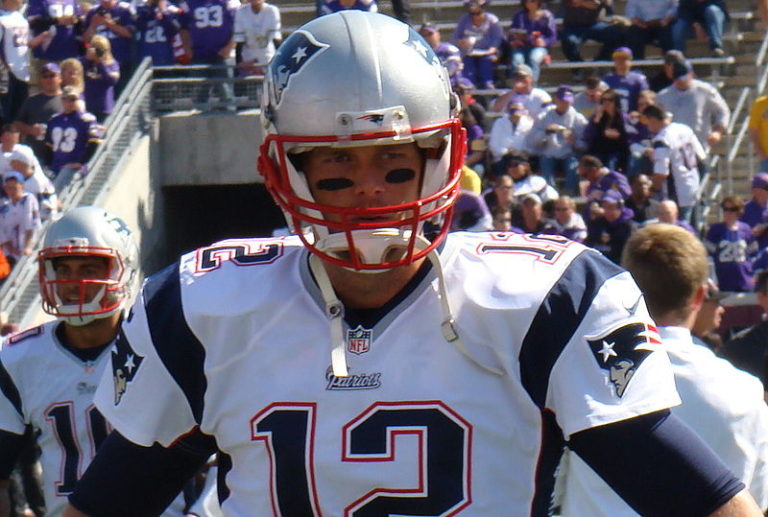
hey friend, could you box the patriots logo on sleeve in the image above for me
[269,30,328,106]
[586,322,662,397]
[111,328,144,405]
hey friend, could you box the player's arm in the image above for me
[570,409,761,516]
[64,428,215,517]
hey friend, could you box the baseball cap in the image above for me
[554,85,574,102]
[507,102,525,114]
[706,279,728,302]
[9,147,35,166]
[61,85,80,100]
[454,76,474,91]
[40,62,60,75]
[3,170,24,183]
[511,64,533,77]
[522,192,542,205]
[752,172,768,189]
[672,61,693,80]
[664,49,686,66]
[419,23,438,35]
[612,46,633,59]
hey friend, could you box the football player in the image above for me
[65,12,761,517]
[0,207,180,517]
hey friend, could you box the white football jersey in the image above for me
[0,321,111,517]
[652,122,706,209]
[95,232,681,516]
[233,2,281,65]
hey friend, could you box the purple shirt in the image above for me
[81,57,119,115]
[45,110,100,173]
[136,6,180,65]
[84,3,135,66]
[179,0,235,63]
[510,9,557,47]
[453,12,504,51]
[706,221,756,292]
[583,169,632,218]
[319,0,377,14]
[603,71,649,112]
[434,42,463,79]
[27,0,83,61]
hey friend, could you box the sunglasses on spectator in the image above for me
[41,73,57,78]
[601,97,616,103]
[554,207,570,211]
[723,206,740,212]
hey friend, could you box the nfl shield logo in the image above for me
[347,325,372,355]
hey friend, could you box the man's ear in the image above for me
[691,283,707,313]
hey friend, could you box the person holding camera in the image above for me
[82,0,134,94]
[136,0,181,66]
[79,35,119,122]
[507,0,556,82]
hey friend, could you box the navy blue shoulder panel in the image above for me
[0,358,22,419]
[519,249,624,408]
[142,261,207,424]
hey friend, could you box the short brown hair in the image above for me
[621,224,708,323]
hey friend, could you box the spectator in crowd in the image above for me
[561,223,768,516]
[623,0,676,59]
[579,153,631,221]
[455,77,486,127]
[45,86,103,180]
[26,0,83,67]
[60,57,85,96]
[233,0,281,77]
[0,170,40,266]
[179,0,237,105]
[649,49,686,92]
[656,60,730,153]
[585,189,634,263]
[420,24,464,85]
[719,269,768,392]
[491,205,516,231]
[655,198,696,233]
[83,0,135,94]
[625,173,654,224]
[487,101,533,173]
[9,146,57,220]
[460,163,482,194]
[572,75,608,117]
[543,194,587,241]
[452,0,503,90]
[672,0,728,57]
[491,63,551,118]
[460,106,486,178]
[507,0,556,82]
[135,0,181,66]
[482,170,516,215]
[706,195,758,293]
[0,0,31,123]
[749,89,768,172]
[559,0,623,69]
[603,46,648,112]
[691,279,726,353]
[506,154,559,202]
[0,124,46,182]
[741,172,768,248]
[320,0,377,14]
[642,102,706,222]
[584,88,634,172]
[452,190,493,231]
[80,35,120,123]
[626,88,655,175]
[15,62,63,166]
[528,85,587,194]
[516,192,548,233]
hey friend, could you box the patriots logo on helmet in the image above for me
[111,328,144,405]
[269,30,329,106]
[406,28,439,66]
[586,322,661,397]
[357,114,385,126]
[347,325,372,355]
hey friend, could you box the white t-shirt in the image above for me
[652,121,706,209]
[0,9,30,81]
[94,232,681,515]
[0,192,40,259]
[233,2,280,66]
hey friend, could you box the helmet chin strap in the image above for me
[309,235,504,377]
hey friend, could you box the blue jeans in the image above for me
[539,155,579,193]
[672,5,726,51]
[760,158,768,171]
[462,54,496,88]
[626,24,673,59]
[509,46,548,82]
[560,22,624,62]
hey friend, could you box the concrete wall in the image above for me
[158,110,264,186]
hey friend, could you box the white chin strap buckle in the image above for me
[318,228,413,270]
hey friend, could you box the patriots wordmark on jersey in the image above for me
[93,232,680,515]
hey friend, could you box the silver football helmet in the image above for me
[38,206,139,326]
[258,11,465,271]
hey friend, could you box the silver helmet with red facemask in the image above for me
[258,11,465,271]
[38,206,139,326]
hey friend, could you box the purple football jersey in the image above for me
[706,221,757,292]
[179,0,235,63]
[45,110,100,174]
[84,3,135,65]
[136,6,180,65]
[603,71,649,112]
[27,0,83,61]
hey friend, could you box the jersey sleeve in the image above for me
[94,262,206,447]
[0,357,26,435]
[541,251,681,437]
